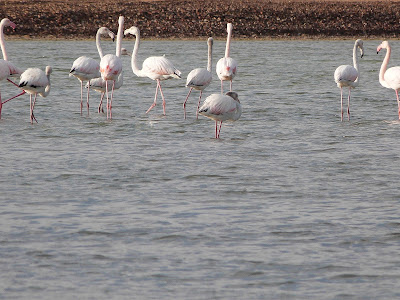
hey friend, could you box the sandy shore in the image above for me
[1,0,400,39]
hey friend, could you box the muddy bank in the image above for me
[1,0,400,39]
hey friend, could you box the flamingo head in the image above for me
[45,66,53,75]
[120,48,131,56]
[98,27,115,42]
[226,91,240,103]
[227,23,233,33]
[207,37,213,46]
[1,18,16,30]
[377,41,389,54]
[355,39,364,58]
[124,26,140,37]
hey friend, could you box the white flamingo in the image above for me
[100,16,124,120]
[198,91,242,139]
[124,25,182,115]
[334,39,364,121]
[377,41,400,120]
[216,23,237,94]
[70,26,115,115]
[0,18,22,80]
[183,37,213,119]
[18,66,52,124]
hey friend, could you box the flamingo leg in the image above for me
[340,87,344,122]
[7,78,19,87]
[220,80,224,94]
[183,87,193,119]
[31,94,38,123]
[110,80,115,120]
[347,87,351,121]
[105,80,110,119]
[86,80,90,116]
[80,80,83,115]
[157,80,167,116]
[217,121,223,139]
[196,90,203,120]
[98,93,105,113]
[0,91,2,119]
[396,90,400,120]
[146,80,159,114]
[230,80,233,92]
[215,121,218,138]
[2,90,26,105]
[29,94,33,124]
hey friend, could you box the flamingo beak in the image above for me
[10,21,16,30]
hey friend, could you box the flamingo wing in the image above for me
[142,56,181,80]
[199,93,239,121]
[384,67,400,90]
[334,65,358,87]
[19,68,48,93]
[70,56,100,80]
[186,68,212,89]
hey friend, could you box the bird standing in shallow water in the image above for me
[377,41,400,120]
[183,37,213,119]
[334,39,364,121]
[198,91,242,139]
[18,66,52,124]
[70,26,115,116]
[216,23,237,94]
[124,25,181,116]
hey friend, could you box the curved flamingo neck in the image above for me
[41,69,52,97]
[380,45,391,88]
[116,16,124,57]
[207,39,213,72]
[225,24,233,58]
[0,20,8,60]
[96,29,104,58]
[353,41,360,85]
[130,29,144,77]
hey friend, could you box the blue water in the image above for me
[1,38,400,299]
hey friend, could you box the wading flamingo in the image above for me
[183,37,213,119]
[70,26,115,115]
[18,66,52,124]
[198,91,242,139]
[334,39,364,121]
[87,48,129,113]
[377,41,400,120]
[216,23,237,94]
[124,25,181,115]
[100,16,124,120]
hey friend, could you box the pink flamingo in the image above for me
[216,23,237,94]
[377,41,400,120]
[70,26,115,115]
[124,25,182,115]
[100,16,124,120]
[183,37,213,119]
[18,66,52,124]
[198,91,242,139]
[334,39,364,121]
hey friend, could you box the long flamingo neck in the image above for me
[380,46,391,87]
[41,72,51,97]
[96,30,104,58]
[225,28,232,58]
[353,42,360,84]
[131,31,143,77]
[0,21,8,61]
[116,16,124,57]
[207,41,213,72]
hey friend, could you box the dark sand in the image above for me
[1,0,400,39]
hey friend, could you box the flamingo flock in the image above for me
[3,15,400,137]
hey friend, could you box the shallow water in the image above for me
[1,38,400,299]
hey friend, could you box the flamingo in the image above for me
[183,37,213,119]
[198,91,242,139]
[86,48,129,113]
[377,41,400,120]
[70,26,115,116]
[124,25,182,115]
[216,23,237,94]
[18,66,52,124]
[334,39,364,121]
[99,16,124,120]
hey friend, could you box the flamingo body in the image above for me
[216,23,237,93]
[70,56,100,81]
[100,54,122,81]
[382,66,400,91]
[199,91,242,138]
